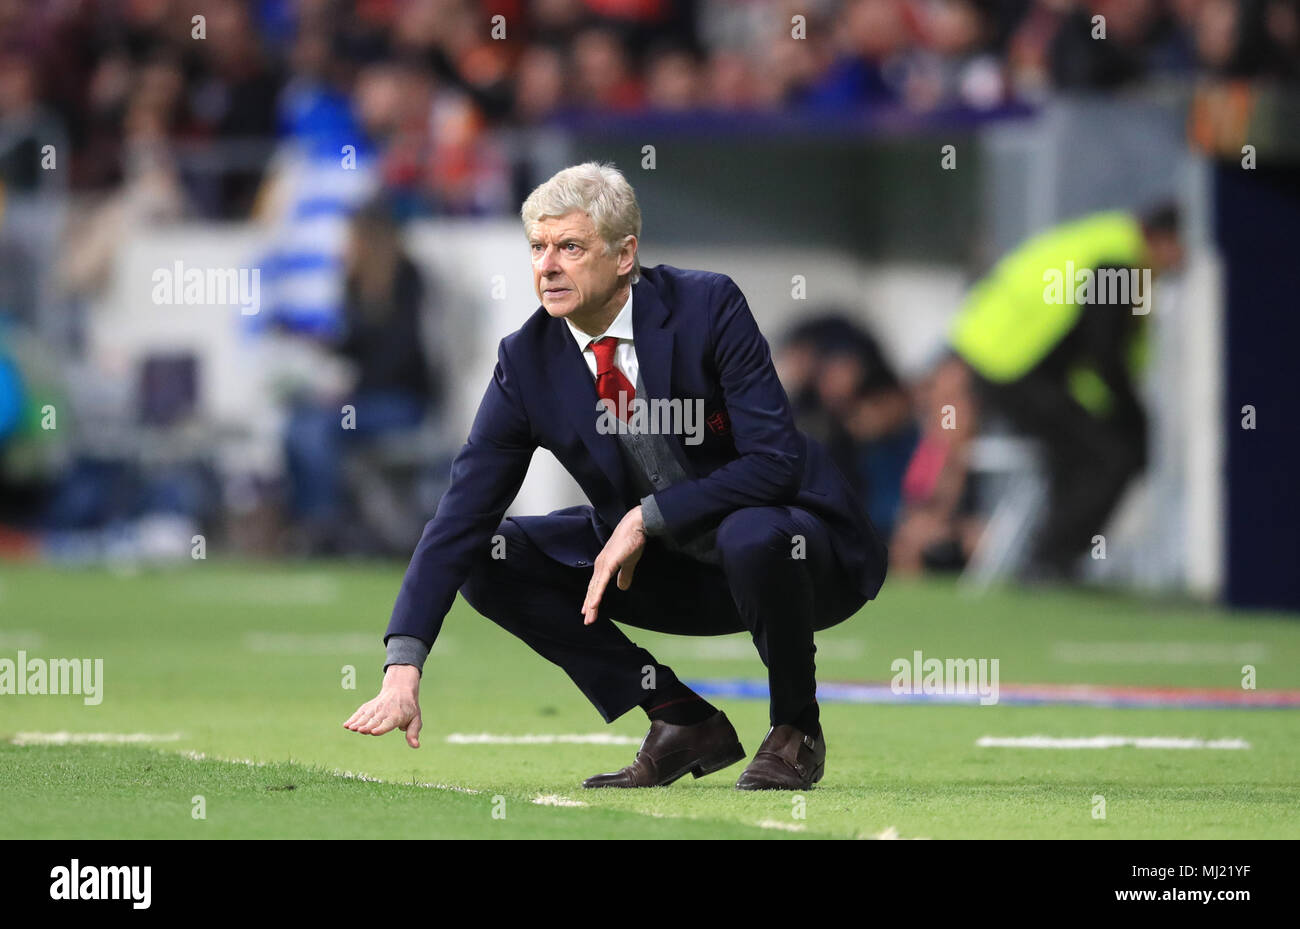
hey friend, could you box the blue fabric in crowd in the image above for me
[0,356,24,441]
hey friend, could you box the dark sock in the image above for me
[642,677,716,727]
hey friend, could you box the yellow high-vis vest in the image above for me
[950,211,1149,387]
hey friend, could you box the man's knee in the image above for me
[1090,422,1146,484]
[716,507,805,578]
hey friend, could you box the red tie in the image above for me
[589,336,636,421]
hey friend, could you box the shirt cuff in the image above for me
[640,494,667,537]
[384,635,431,675]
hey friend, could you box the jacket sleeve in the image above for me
[649,275,804,540]
[385,339,536,646]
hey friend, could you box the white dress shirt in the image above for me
[564,288,638,387]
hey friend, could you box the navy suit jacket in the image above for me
[386,264,888,646]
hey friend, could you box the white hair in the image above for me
[520,162,642,283]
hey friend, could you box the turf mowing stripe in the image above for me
[444,733,641,745]
[688,679,1300,709]
[1051,642,1269,664]
[648,638,864,660]
[10,731,184,745]
[166,574,340,605]
[244,632,393,654]
[7,739,488,796]
[976,736,1251,749]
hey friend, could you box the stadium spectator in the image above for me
[889,354,981,574]
[529,0,589,47]
[251,22,377,339]
[56,55,189,334]
[1194,0,1300,79]
[643,42,704,110]
[798,0,912,109]
[1049,0,1168,90]
[184,0,282,217]
[282,199,440,554]
[777,315,918,537]
[512,44,567,123]
[1,49,68,333]
[571,27,645,110]
[904,0,1008,111]
[702,49,761,109]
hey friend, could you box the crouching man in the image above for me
[345,162,888,789]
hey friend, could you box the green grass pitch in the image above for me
[2,562,1298,839]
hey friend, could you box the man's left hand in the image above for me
[582,505,647,625]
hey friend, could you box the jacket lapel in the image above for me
[631,278,694,475]
[631,277,675,407]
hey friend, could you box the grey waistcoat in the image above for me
[615,371,720,565]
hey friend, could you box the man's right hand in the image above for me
[343,664,423,748]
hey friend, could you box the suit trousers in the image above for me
[459,505,867,727]
[976,369,1146,573]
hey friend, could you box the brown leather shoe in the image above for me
[582,711,746,788]
[734,724,825,790]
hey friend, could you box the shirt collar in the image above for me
[565,287,634,351]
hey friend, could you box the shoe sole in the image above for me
[735,761,826,791]
[657,741,748,787]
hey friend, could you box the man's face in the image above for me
[529,210,633,322]
[1145,231,1185,277]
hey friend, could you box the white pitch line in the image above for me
[181,750,264,766]
[445,733,641,745]
[756,819,807,832]
[10,731,184,746]
[857,825,930,840]
[330,769,481,794]
[1051,642,1268,664]
[175,750,481,793]
[532,794,587,807]
[0,631,43,649]
[977,735,1251,750]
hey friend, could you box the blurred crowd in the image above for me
[1,0,1297,217]
[0,0,1276,567]
[779,203,1184,582]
